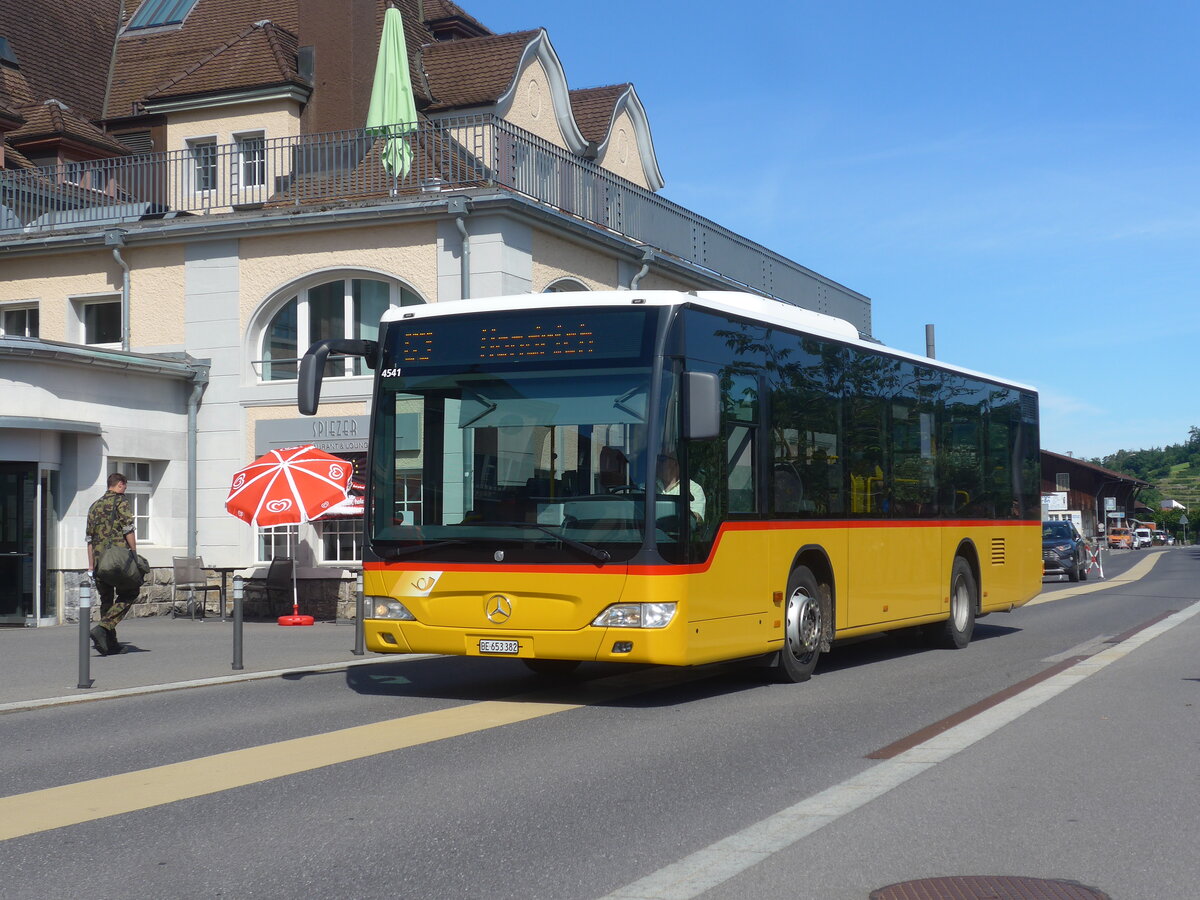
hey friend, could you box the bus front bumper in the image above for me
[363,618,690,665]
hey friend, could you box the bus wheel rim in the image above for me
[951,576,969,630]
[786,587,820,659]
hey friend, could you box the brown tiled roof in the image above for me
[1041,450,1150,487]
[9,99,132,155]
[569,84,628,144]
[146,21,303,102]
[0,107,23,131]
[107,0,299,119]
[421,30,538,111]
[0,64,35,111]
[420,0,491,40]
[0,0,122,121]
[1,143,37,170]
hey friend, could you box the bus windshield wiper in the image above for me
[385,539,470,559]
[487,522,611,563]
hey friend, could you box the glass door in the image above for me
[40,469,59,621]
[0,463,37,624]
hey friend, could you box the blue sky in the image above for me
[463,0,1199,460]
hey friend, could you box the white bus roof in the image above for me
[381,290,1036,393]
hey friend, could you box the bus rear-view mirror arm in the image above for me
[684,371,721,441]
[298,338,379,416]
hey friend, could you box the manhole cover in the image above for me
[870,875,1111,899]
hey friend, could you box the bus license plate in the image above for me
[479,639,520,655]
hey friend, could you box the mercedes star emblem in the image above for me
[486,595,512,623]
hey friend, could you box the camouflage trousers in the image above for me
[96,580,140,631]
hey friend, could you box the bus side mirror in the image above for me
[298,338,378,416]
[684,371,720,441]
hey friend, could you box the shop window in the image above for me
[0,304,38,337]
[258,524,298,562]
[108,459,153,542]
[258,277,423,381]
[320,518,362,563]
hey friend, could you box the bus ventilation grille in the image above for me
[990,537,1006,565]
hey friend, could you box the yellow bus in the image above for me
[299,290,1041,682]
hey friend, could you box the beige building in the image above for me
[0,0,869,624]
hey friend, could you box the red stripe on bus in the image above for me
[364,519,1039,577]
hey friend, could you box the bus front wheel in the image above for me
[927,557,976,649]
[774,566,825,683]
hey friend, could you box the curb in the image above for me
[0,654,438,715]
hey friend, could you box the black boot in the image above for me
[90,625,106,655]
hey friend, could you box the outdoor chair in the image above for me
[171,556,220,620]
[265,556,295,616]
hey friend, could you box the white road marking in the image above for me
[603,599,1200,900]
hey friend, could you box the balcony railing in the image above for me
[0,115,868,327]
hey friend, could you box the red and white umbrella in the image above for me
[225,445,353,626]
[225,445,353,526]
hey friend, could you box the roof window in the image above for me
[0,36,19,67]
[127,0,200,30]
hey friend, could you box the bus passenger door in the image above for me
[680,373,772,661]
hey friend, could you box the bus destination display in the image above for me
[391,308,651,368]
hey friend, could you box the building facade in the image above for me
[1040,450,1148,539]
[0,0,871,625]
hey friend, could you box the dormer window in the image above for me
[127,0,200,31]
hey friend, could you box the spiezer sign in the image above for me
[256,416,369,455]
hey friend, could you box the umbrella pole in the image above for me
[278,556,314,627]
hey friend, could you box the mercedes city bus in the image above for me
[298,290,1041,682]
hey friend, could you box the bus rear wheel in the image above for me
[773,566,825,683]
[927,557,976,649]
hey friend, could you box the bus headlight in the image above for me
[592,602,677,629]
[369,597,416,620]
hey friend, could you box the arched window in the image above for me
[542,278,589,293]
[259,276,423,381]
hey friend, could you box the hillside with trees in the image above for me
[1089,426,1200,526]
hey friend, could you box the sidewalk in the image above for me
[0,616,397,710]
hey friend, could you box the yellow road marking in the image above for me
[0,698,579,842]
[0,665,707,842]
[1027,549,1165,605]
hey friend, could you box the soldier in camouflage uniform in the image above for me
[86,472,139,655]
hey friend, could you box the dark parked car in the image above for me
[1043,520,1088,581]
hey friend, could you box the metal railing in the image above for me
[0,115,869,326]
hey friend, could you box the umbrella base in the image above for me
[278,614,315,626]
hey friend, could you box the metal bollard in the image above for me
[353,569,365,656]
[232,575,244,671]
[78,581,93,689]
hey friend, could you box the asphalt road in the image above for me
[1,546,1194,900]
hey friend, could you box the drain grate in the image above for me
[870,875,1111,899]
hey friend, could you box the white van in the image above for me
[1133,527,1153,549]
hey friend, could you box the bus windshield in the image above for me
[369,307,670,564]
